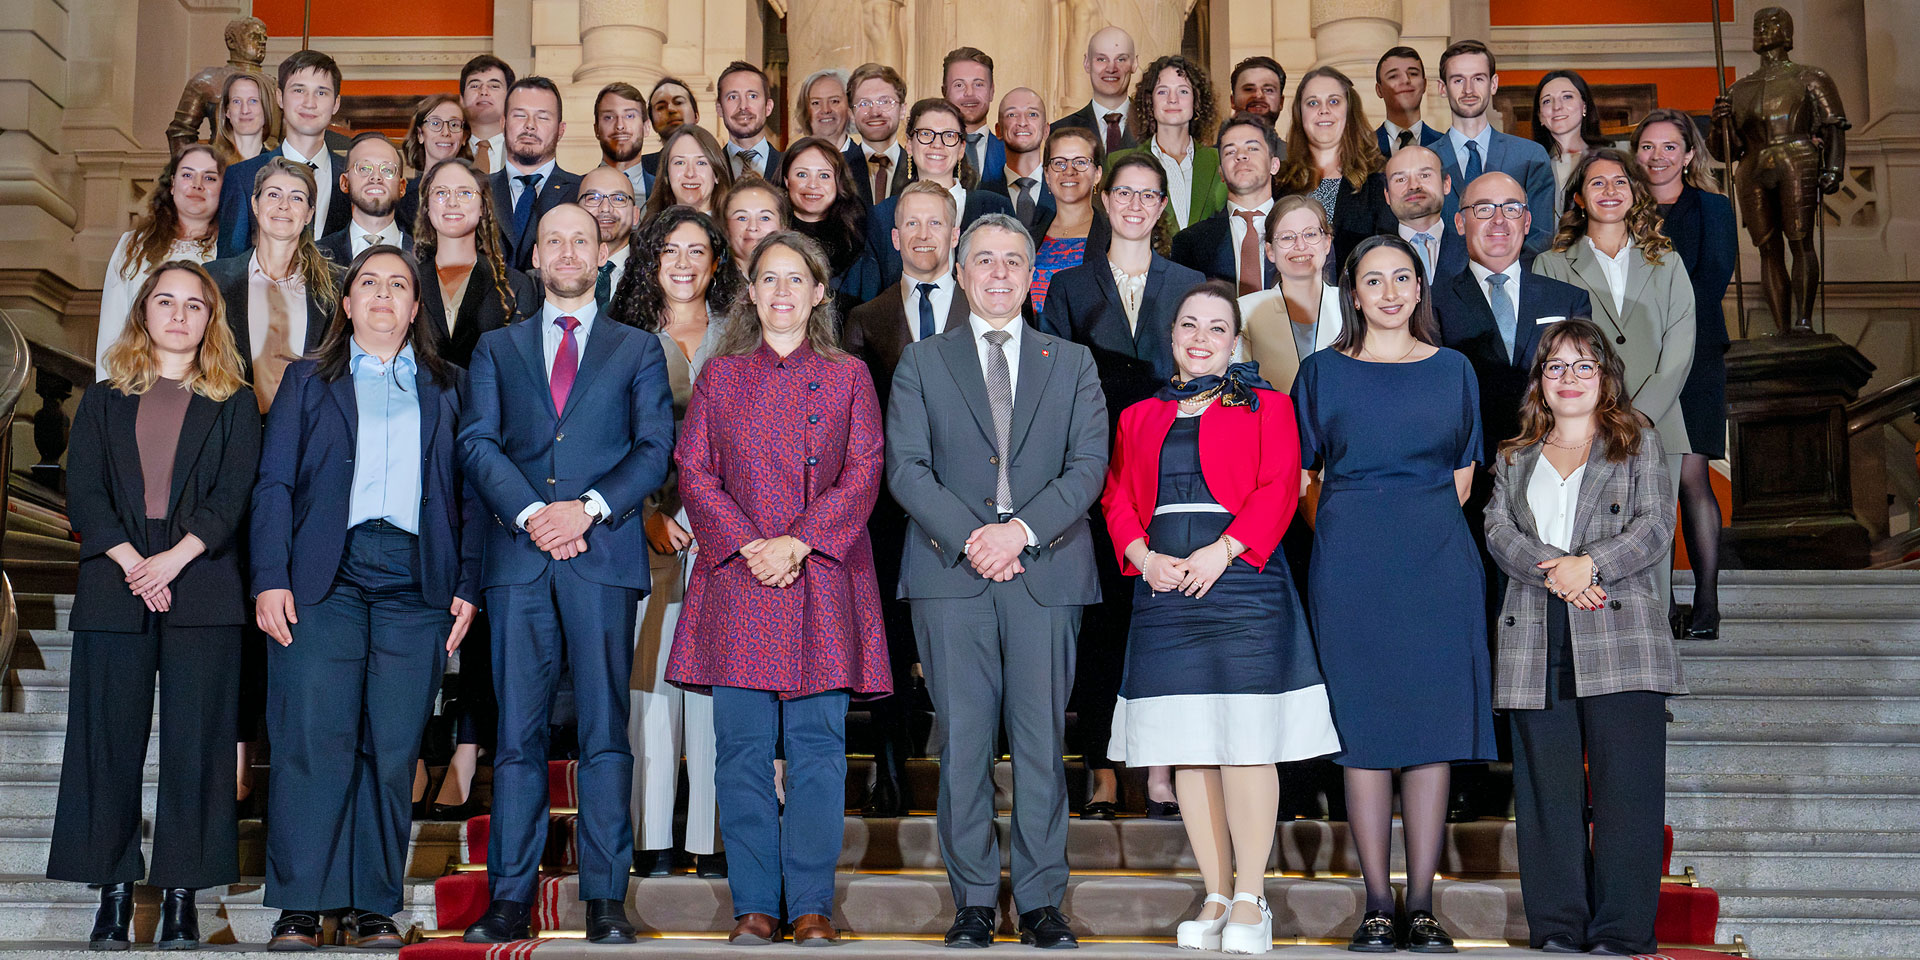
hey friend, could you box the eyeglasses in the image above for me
[579,191,636,208]
[1107,186,1166,206]
[422,117,466,133]
[1542,360,1600,381]
[1467,200,1528,220]
[430,187,477,205]
[855,97,900,110]
[352,161,401,180]
[910,129,964,147]
[1271,228,1326,247]
[1045,157,1095,173]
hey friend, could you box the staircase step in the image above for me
[1679,653,1920,681]
[0,764,157,819]
[0,715,152,764]
[1668,694,1920,724]
[1715,888,1920,959]
[1685,675,1920,697]
[0,819,462,880]
[2,671,71,715]
[1671,829,1920,890]
[0,875,439,945]
[10,595,70,633]
[1667,790,1920,831]
[1668,740,1920,777]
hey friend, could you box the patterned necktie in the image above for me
[1486,272,1517,363]
[733,148,758,179]
[362,233,381,252]
[1014,177,1037,227]
[1464,139,1484,184]
[1397,129,1414,150]
[916,282,937,341]
[982,328,1014,511]
[473,139,493,175]
[511,174,541,245]
[870,154,893,201]
[551,315,581,414]
[595,262,615,304]
[1235,210,1263,296]
[1103,112,1124,154]
[1416,232,1436,278]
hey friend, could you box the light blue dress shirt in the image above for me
[347,339,424,534]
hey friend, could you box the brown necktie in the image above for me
[1235,210,1263,296]
[473,139,492,175]
[1103,112,1124,155]
[870,154,893,201]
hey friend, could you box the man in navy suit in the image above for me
[1430,40,1556,255]
[1052,26,1139,155]
[717,61,783,179]
[845,63,912,206]
[458,203,675,946]
[1374,46,1443,159]
[978,88,1052,230]
[217,50,352,256]
[1384,145,1466,283]
[944,47,1004,183]
[1169,113,1284,294]
[317,132,413,265]
[490,77,582,272]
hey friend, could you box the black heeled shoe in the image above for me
[88,882,134,951]
[1145,799,1181,821]
[1077,800,1116,821]
[1686,606,1720,640]
[694,852,728,878]
[157,888,200,950]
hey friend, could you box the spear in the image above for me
[1710,0,1748,338]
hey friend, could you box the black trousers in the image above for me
[49,521,240,889]
[1510,597,1667,953]
[1069,507,1130,771]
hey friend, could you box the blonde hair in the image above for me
[250,157,341,308]
[103,261,248,402]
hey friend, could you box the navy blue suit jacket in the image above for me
[1375,122,1443,160]
[459,313,675,591]
[969,132,1007,190]
[865,187,1018,291]
[250,358,481,608]
[1431,130,1557,256]
[1664,183,1737,352]
[217,145,354,258]
[1170,211,1279,289]
[1040,253,1206,430]
[489,165,584,272]
[1431,264,1591,456]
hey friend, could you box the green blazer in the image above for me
[1105,142,1227,239]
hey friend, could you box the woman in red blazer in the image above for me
[1101,279,1340,955]
[666,231,890,947]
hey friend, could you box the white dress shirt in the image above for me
[903,271,957,342]
[726,138,773,178]
[246,251,309,367]
[1381,119,1431,156]
[1468,258,1525,314]
[1150,138,1197,230]
[604,244,632,293]
[1398,221,1445,279]
[1527,456,1586,552]
[1587,237,1634,317]
[349,218,405,258]
[610,163,649,205]
[279,140,333,240]
[515,299,611,529]
[1447,126,1494,176]
[469,132,506,169]
[966,312,1037,545]
[1087,97,1130,140]
[504,157,558,208]
[1227,197,1275,285]
[946,182,968,218]
[1004,168,1044,210]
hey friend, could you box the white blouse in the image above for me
[1527,455,1586,552]
[1149,138,1196,231]
[95,233,215,378]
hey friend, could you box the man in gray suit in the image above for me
[884,214,1108,950]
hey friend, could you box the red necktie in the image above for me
[1103,112,1124,154]
[551,315,580,414]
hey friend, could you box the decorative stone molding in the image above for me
[1490,22,1727,71]
[1309,0,1400,32]
[262,36,493,82]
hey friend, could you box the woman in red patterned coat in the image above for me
[667,230,890,946]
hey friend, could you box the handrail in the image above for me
[1847,373,1920,436]
[0,308,34,679]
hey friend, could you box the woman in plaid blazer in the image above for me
[1484,317,1687,956]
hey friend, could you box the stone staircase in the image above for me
[1671,569,1920,959]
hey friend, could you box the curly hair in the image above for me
[1502,317,1645,464]
[1275,66,1384,195]
[411,158,517,320]
[606,205,743,334]
[404,93,472,172]
[645,124,734,220]
[210,72,279,167]
[1549,147,1672,265]
[1129,55,1217,145]
[718,231,847,359]
[122,145,223,282]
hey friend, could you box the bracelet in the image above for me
[1217,535,1244,559]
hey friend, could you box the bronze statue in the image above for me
[1709,6,1848,336]
[166,17,270,156]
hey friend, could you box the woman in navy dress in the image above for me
[1291,235,1495,953]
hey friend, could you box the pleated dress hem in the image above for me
[1107,686,1343,766]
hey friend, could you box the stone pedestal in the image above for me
[1725,335,1876,568]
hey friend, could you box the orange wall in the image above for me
[1491,0,1732,25]
[254,0,490,38]
[1503,67,1736,113]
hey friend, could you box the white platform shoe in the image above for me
[1176,893,1233,950]
[1220,892,1274,954]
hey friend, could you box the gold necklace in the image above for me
[1360,339,1420,363]
[1545,430,1594,450]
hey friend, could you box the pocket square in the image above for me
[1535,315,1568,325]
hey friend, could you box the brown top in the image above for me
[136,378,193,519]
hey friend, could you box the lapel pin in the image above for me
[1041,349,1050,358]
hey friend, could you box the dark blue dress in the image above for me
[1291,348,1497,769]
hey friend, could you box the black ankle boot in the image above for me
[157,888,200,950]
[89,882,134,951]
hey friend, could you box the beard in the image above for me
[600,136,642,164]
[353,193,395,218]
[509,141,554,168]
[543,267,595,299]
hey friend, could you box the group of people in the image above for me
[53,19,1740,959]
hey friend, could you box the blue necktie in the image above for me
[511,173,541,245]
[916,282,937,341]
[1486,272,1517,363]
[1463,139,1483,184]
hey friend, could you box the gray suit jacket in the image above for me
[1531,243,1697,455]
[884,322,1108,606]
[1485,429,1686,710]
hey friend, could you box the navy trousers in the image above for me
[486,562,639,904]
[711,686,849,920]
[265,521,451,913]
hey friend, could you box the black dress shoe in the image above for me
[1077,800,1116,821]
[269,912,324,952]
[1585,941,1636,956]
[157,888,200,950]
[88,882,134,951]
[695,852,728,878]
[1145,799,1181,821]
[1540,934,1584,953]
[430,798,486,822]
[944,905,996,948]
[1406,910,1457,953]
[632,848,675,877]
[462,899,532,943]
[1686,608,1720,641]
[585,899,636,944]
[864,773,906,818]
[340,911,406,950]
[1347,910,1396,953]
[1017,906,1078,949]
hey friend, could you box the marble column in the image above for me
[1309,0,1402,116]
[576,0,668,88]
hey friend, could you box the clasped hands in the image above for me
[1538,554,1606,610]
[1141,539,1233,598]
[527,499,593,560]
[106,536,205,613]
[742,535,810,588]
[965,521,1027,582]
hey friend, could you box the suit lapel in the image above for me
[1007,326,1054,458]
[1508,444,1545,537]
[1622,253,1656,328]
[512,312,559,421]
[1567,243,1623,332]
[937,327,999,449]
[107,391,145,518]
[167,393,222,517]
[328,372,359,444]
[558,316,623,425]
[1135,257,1173,369]
[945,288,970,333]
[1569,442,1619,538]
[416,372,442,460]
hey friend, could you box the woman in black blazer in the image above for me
[1635,109,1736,638]
[250,246,479,948]
[413,158,536,369]
[1273,66,1395,271]
[1040,151,1206,822]
[51,260,261,950]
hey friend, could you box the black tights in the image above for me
[1675,453,1721,621]
[1345,763,1449,914]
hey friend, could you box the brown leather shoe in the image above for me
[791,914,837,946]
[728,913,780,945]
